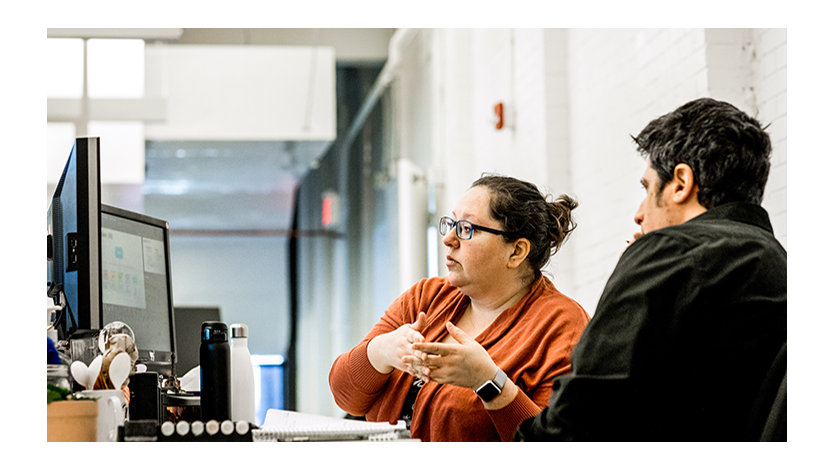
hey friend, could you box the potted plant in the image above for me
[47,384,98,442]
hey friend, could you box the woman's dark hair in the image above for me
[471,174,577,278]
[632,97,772,209]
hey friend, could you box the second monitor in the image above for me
[173,306,221,375]
[101,204,177,376]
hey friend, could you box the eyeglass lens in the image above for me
[439,217,473,240]
[439,217,452,235]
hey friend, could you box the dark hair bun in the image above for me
[471,174,579,278]
[547,194,578,253]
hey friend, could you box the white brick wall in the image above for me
[752,29,788,246]
[561,29,717,312]
[409,27,787,315]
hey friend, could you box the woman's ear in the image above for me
[507,238,531,268]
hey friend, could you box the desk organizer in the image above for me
[120,419,254,442]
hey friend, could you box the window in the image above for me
[47,122,77,184]
[46,38,83,98]
[88,121,145,184]
[47,37,148,184]
[87,39,145,98]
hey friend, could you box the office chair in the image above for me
[747,343,786,441]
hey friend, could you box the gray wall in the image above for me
[168,235,290,356]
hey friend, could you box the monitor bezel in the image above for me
[101,203,178,375]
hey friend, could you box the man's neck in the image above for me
[678,201,708,225]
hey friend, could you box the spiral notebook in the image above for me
[253,409,409,442]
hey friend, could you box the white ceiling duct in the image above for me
[144,44,335,142]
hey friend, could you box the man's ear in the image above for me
[670,163,699,205]
[507,238,531,269]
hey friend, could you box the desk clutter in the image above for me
[120,419,253,442]
[47,322,144,442]
[47,319,258,442]
[46,318,413,442]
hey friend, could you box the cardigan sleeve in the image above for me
[486,387,547,441]
[329,279,438,417]
[328,340,393,416]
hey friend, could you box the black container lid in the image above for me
[201,321,228,343]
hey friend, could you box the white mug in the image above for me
[76,389,127,442]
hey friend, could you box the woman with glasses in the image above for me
[329,174,589,441]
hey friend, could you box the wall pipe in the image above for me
[328,28,419,375]
[338,28,418,157]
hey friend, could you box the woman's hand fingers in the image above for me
[367,312,428,374]
[410,322,498,388]
[444,321,473,345]
[411,311,427,331]
[412,341,454,356]
[402,355,431,380]
[401,321,498,388]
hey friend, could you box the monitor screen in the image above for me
[47,137,101,337]
[173,306,221,374]
[101,204,177,375]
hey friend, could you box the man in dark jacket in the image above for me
[514,97,786,441]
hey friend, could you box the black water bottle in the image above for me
[200,321,231,421]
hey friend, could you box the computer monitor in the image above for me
[48,137,177,376]
[173,306,221,374]
[48,137,102,337]
[101,204,177,376]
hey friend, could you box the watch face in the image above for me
[475,381,501,402]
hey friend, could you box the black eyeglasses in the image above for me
[438,216,513,240]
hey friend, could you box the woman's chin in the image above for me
[445,272,464,287]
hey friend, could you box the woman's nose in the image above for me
[442,229,458,247]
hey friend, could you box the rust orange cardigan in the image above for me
[329,275,589,441]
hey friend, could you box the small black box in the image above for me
[129,372,161,422]
[120,420,159,442]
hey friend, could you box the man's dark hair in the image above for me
[632,97,772,209]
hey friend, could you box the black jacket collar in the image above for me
[687,202,774,234]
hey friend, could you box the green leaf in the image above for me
[47,384,72,404]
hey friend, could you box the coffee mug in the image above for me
[76,390,127,442]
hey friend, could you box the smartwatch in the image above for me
[474,368,508,402]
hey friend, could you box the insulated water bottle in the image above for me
[200,321,230,421]
[230,323,255,424]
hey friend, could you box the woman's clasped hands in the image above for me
[367,312,499,391]
[404,321,497,390]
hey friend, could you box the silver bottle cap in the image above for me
[230,323,249,339]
